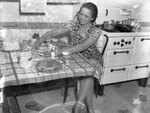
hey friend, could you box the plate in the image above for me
[35,59,62,73]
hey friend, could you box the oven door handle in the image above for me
[141,38,150,41]
[135,65,149,69]
[114,50,129,55]
[110,67,126,72]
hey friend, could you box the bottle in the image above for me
[32,33,39,39]
[32,33,39,45]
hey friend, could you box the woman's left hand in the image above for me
[55,40,67,48]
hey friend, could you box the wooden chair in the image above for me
[62,33,109,102]
[94,34,109,97]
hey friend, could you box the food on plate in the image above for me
[36,59,61,72]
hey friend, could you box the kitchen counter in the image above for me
[99,31,150,85]
[97,31,150,95]
[102,30,150,37]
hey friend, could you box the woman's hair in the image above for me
[77,2,98,23]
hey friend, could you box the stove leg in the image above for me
[138,78,148,87]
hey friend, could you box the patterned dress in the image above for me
[67,20,103,79]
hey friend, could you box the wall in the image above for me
[1,0,150,23]
[0,0,81,41]
[0,0,150,42]
[87,0,150,23]
[134,2,150,22]
[1,0,146,24]
[0,1,80,22]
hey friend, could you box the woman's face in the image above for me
[78,7,93,25]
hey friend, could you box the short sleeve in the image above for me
[88,27,102,41]
[64,21,75,31]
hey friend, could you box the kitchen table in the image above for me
[0,43,101,113]
[0,45,100,110]
[0,50,98,89]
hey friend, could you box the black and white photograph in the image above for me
[0,0,150,113]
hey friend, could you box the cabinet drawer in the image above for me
[104,49,133,67]
[107,37,135,49]
[132,37,150,64]
[102,66,129,84]
[132,53,150,64]
[129,63,150,80]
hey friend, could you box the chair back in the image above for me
[97,32,109,56]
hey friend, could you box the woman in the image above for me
[33,2,103,113]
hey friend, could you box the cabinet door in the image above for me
[104,49,133,67]
[107,37,135,49]
[132,37,150,64]
[101,66,130,84]
[129,63,150,80]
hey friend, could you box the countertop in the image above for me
[102,30,150,37]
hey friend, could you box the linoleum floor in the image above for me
[16,79,150,113]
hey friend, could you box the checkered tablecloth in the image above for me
[0,50,97,88]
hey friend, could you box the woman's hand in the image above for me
[54,47,62,57]
[55,40,67,48]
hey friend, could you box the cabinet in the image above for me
[100,32,150,85]
[132,37,150,64]
[129,36,150,80]
[129,63,150,80]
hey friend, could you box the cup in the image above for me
[62,52,71,65]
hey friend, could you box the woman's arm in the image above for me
[32,28,70,50]
[60,28,102,54]
[41,29,70,42]
[61,37,96,54]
